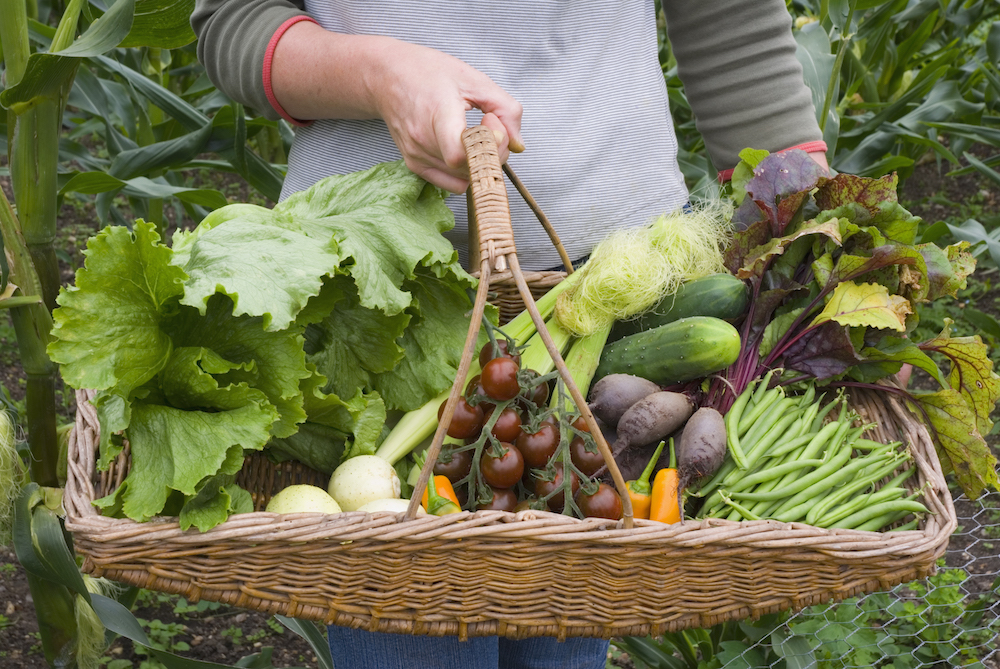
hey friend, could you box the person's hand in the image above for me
[368,40,524,192]
[270,25,524,193]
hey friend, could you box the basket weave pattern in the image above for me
[65,386,955,640]
[63,126,956,639]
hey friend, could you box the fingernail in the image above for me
[492,129,506,146]
[509,138,525,153]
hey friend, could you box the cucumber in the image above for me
[595,316,741,386]
[609,273,748,342]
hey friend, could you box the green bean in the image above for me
[726,388,752,470]
[817,486,911,527]
[752,369,778,406]
[809,394,843,433]
[728,433,855,503]
[738,386,783,437]
[726,459,825,493]
[769,419,850,492]
[856,507,921,532]
[804,458,911,526]
[829,500,930,530]
[888,518,922,532]
[797,382,817,407]
[739,409,805,471]
[767,431,822,458]
[771,452,896,521]
[854,438,903,452]
[721,495,761,521]
[740,395,793,449]
[692,457,739,498]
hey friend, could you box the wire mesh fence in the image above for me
[611,490,1000,669]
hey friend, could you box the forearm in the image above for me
[269,22,386,121]
[664,0,823,171]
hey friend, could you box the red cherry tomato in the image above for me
[515,423,560,468]
[480,443,525,488]
[477,487,519,511]
[576,483,623,520]
[518,369,550,408]
[490,407,523,443]
[570,436,605,477]
[438,398,484,440]
[465,374,496,414]
[479,339,521,369]
[571,416,591,434]
[533,463,580,513]
[480,357,521,401]
[433,448,473,483]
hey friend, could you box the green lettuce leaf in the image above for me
[96,401,273,522]
[163,295,309,438]
[175,220,343,332]
[178,476,254,532]
[49,221,185,395]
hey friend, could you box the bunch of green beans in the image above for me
[694,376,929,532]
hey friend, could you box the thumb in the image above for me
[473,92,524,153]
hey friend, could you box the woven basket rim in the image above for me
[66,387,958,556]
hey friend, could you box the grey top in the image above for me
[192,0,823,269]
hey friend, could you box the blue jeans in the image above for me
[326,626,610,669]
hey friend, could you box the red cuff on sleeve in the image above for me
[263,15,319,127]
[716,141,828,183]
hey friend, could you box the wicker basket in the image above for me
[64,127,957,641]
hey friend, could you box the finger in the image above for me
[469,87,524,153]
[433,105,474,173]
[408,160,470,194]
[481,112,511,164]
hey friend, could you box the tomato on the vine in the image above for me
[477,487,519,512]
[518,369,549,408]
[465,375,496,414]
[515,423,560,468]
[570,436,605,477]
[480,443,524,488]
[533,463,580,512]
[433,448,472,483]
[438,398,484,440]
[481,357,521,401]
[479,339,521,369]
[490,407,523,443]
[576,483,623,520]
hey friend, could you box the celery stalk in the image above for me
[550,322,612,412]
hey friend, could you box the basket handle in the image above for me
[405,126,635,528]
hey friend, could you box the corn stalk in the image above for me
[0,0,76,488]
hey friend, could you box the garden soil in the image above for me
[1,152,999,667]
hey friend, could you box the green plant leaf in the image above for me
[59,171,228,210]
[162,295,310,439]
[0,0,134,111]
[861,336,947,387]
[48,222,186,396]
[275,616,335,669]
[811,281,910,331]
[919,321,1000,437]
[988,21,1000,66]
[912,388,999,499]
[737,218,843,280]
[120,0,197,49]
[173,216,344,332]
[917,241,975,302]
[97,401,273,523]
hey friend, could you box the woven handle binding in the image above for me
[405,126,635,527]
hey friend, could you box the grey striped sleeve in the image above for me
[191,0,308,119]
